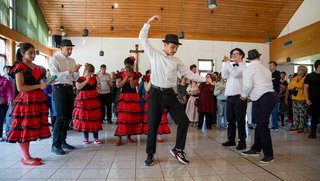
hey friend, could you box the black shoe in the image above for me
[260,156,274,164]
[51,146,65,155]
[144,154,154,166]
[308,133,316,139]
[222,141,236,147]
[107,120,113,124]
[61,143,75,150]
[170,149,189,165]
[236,143,246,150]
[241,150,260,156]
[248,124,254,130]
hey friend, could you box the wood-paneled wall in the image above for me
[270,22,320,64]
[0,24,53,64]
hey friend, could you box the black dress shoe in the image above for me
[51,146,65,155]
[260,156,274,164]
[222,141,236,147]
[61,143,75,150]
[236,143,246,150]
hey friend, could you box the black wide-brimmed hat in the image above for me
[60,39,75,47]
[247,49,262,60]
[162,34,182,45]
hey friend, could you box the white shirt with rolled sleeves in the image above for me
[49,52,79,85]
[221,61,246,96]
[241,60,274,101]
[139,23,206,88]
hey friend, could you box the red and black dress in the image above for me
[7,63,51,143]
[72,77,102,132]
[114,71,142,136]
[142,93,171,135]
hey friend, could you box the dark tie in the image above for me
[233,63,239,67]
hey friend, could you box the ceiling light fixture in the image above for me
[60,4,66,36]
[99,0,104,56]
[178,0,185,39]
[110,5,115,31]
[207,0,217,9]
[265,34,272,44]
[82,0,89,36]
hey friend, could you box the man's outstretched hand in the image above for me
[147,15,161,24]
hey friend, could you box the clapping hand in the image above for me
[223,55,230,62]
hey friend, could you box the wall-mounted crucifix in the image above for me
[129,44,144,72]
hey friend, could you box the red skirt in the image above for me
[115,93,142,136]
[7,90,51,143]
[73,90,102,132]
[142,94,171,135]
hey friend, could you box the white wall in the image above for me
[278,0,320,37]
[68,37,269,75]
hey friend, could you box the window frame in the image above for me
[198,59,213,77]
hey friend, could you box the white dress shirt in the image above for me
[221,61,246,96]
[241,60,274,101]
[96,72,112,94]
[49,52,79,85]
[139,23,206,88]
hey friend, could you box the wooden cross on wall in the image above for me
[129,44,144,72]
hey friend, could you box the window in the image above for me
[9,0,13,28]
[198,59,213,77]
[33,54,49,70]
[294,64,313,74]
[0,38,6,75]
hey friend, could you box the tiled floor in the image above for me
[0,121,319,181]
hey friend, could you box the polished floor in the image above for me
[0,120,319,181]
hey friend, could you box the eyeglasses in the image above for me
[231,52,240,57]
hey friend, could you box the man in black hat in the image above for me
[240,49,276,164]
[139,15,214,166]
[221,48,247,150]
[49,39,81,155]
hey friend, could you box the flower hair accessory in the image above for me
[129,56,136,62]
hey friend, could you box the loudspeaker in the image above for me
[286,57,291,62]
[52,35,62,48]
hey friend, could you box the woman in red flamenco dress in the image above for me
[7,43,51,166]
[141,74,171,143]
[73,63,102,144]
[114,56,142,146]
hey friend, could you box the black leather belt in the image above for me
[151,84,173,91]
[54,84,73,87]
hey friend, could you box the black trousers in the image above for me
[98,93,113,122]
[52,85,74,148]
[309,102,320,134]
[0,104,9,138]
[251,92,276,157]
[198,112,213,129]
[146,86,189,154]
[226,95,247,144]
